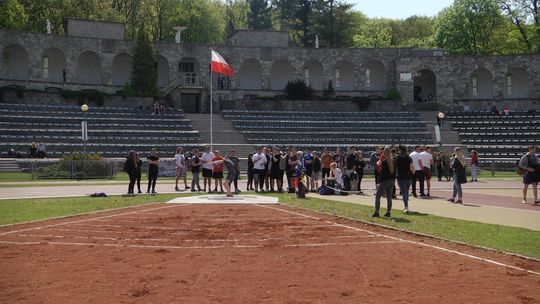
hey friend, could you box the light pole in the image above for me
[436,112,445,148]
[81,104,89,155]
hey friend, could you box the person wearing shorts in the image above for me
[320,148,332,186]
[311,151,321,192]
[252,146,267,192]
[174,147,190,191]
[419,146,434,197]
[212,150,224,192]
[201,145,215,192]
[209,157,237,197]
[519,146,540,205]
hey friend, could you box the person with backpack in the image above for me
[372,147,396,217]
[518,146,539,205]
[447,147,467,204]
[124,150,139,195]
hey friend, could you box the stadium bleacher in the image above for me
[0,103,202,158]
[447,110,540,159]
[222,109,433,148]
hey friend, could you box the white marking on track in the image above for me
[254,204,540,277]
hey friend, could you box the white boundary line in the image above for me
[0,204,191,236]
[255,204,540,277]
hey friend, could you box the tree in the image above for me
[0,0,28,30]
[172,0,227,44]
[131,26,159,97]
[226,0,249,35]
[248,0,273,29]
[271,0,298,30]
[293,0,313,47]
[312,0,356,47]
[434,0,506,55]
[498,0,540,51]
[352,19,393,48]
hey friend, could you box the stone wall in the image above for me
[66,18,124,40]
[226,30,289,48]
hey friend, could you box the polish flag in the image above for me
[211,50,234,77]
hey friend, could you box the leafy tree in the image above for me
[172,0,227,44]
[293,0,314,47]
[352,19,393,48]
[312,0,356,47]
[248,0,272,29]
[497,0,540,51]
[271,0,298,30]
[226,0,249,35]
[0,0,28,30]
[392,16,437,48]
[434,0,506,55]
[131,26,159,97]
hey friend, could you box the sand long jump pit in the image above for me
[0,195,539,303]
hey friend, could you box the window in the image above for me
[365,69,371,87]
[304,67,310,86]
[472,75,478,96]
[42,56,49,79]
[506,74,512,96]
[335,69,340,88]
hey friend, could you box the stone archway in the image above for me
[469,68,493,99]
[1,44,29,80]
[364,60,386,91]
[334,60,354,91]
[270,60,293,90]
[238,59,262,90]
[42,48,67,82]
[505,67,529,98]
[76,51,102,84]
[112,53,132,86]
[304,60,324,90]
[413,69,437,102]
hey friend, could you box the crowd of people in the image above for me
[122,145,540,209]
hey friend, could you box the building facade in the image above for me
[1,19,539,112]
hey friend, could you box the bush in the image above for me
[122,83,135,97]
[386,87,401,101]
[323,80,335,99]
[36,154,110,179]
[285,79,313,100]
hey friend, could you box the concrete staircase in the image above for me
[418,111,467,154]
[184,113,253,164]
[0,158,21,172]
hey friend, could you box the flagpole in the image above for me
[209,50,213,152]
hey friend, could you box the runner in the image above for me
[518,146,539,205]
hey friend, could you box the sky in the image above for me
[352,0,454,19]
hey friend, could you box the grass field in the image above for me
[0,193,538,259]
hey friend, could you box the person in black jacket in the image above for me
[396,145,415,213]
[355,151,366,194]
[135,153,143,193]
[146,148,159,194]
[448,147,467,204]
[373,147,396,218]
[124,150,139,195]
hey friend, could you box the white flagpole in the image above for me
[210,50,213,151]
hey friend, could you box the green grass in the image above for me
[1,192,538,259]
[269,193,540,259]
[0,194,191,226]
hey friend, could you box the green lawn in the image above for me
[0,193,538,259]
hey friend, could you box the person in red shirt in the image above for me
[212,150,224,192]
[470,150,479,182]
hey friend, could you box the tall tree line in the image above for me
[1,0,539,54]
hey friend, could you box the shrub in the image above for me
[323,80,335,99]
[285,79,313,100]
[386,87,401,101]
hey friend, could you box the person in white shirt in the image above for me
[251,146,268,192]
[200,145,215,192]
[419,146,434,197]
[324,162,343,194]
[174,147,190,191]
[409,145,426,197]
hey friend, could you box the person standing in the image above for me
[518,146,539,205]
[419,146,434,197]
[264,147,271,191]
[448,147,467,204]
[146,148,159,194]
[410,145,425,197]
[29,142,37,158]
[311,151,321,192]
[470,150,479,182]
[370,146,382,188]
[201,145,215,192]
[228,149,241,193]
[435,152,445,181]
[396,145,414,213]
[212,150,225,192]
[278,148,287,192]
[135,153,143,194]
[355,150,366,194]
[303,148,314,191]
[247,151,255,191]
[252,146,267,192]
[344,146,357,191]
[286,148,298,191]
[124,150,138,195]
[333,147,345,170]
[270,147,283,192]
[174,147,190,191]
[321,148,332,185]
[190,149,202,192]
[373,147,396,218]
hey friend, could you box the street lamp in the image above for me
[81,104,89,155]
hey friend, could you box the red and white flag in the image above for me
[211,50,234,77]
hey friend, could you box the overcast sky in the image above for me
[352,0,454,19]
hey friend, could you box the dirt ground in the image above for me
[1,203,539,303]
